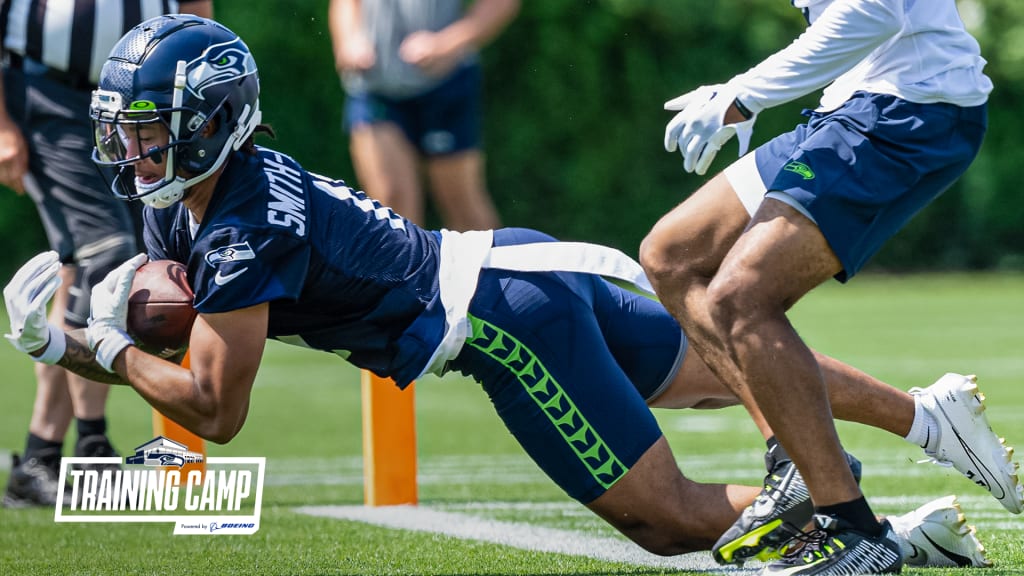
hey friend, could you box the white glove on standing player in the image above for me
[664,82,758,176]
[87,253,147,372]
[4,251,66,364]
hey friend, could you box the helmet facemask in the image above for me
[92,80,192,208]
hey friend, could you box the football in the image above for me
[127,259,197,354]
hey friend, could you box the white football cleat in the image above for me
[911,373,1024,514]
[888,495,990,568]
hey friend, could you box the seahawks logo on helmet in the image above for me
[186,38,257,102]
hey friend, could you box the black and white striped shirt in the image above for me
[1,0,204,85]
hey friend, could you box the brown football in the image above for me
[127,259,197,354]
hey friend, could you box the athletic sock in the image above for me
[765,436,792,467]
[904,397,938,452]
[24,432,63,459]
[76,416,108,440]
[816,497,883,536]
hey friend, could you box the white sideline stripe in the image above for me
[296,504,756,574]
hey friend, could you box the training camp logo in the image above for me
[55,436,265,535]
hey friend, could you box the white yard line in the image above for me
[296,504,755,574]
[296,492,1020,572]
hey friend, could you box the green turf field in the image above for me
[1,273,1022,575]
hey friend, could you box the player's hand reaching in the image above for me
[664,83,758,176]
[3,251,65,363]
[87,253,147,371]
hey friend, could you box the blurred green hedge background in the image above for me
[2,0,1021,278]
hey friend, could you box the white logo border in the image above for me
[55,456,266,535]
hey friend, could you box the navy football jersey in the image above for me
[142,146,442,386]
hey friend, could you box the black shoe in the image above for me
[761,515,903,575]
[712,447,863,565]
[74,434,121,472]
[2,447,68,508]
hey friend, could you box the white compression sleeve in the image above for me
[729,0,903,114]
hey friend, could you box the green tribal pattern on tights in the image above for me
[466,314,627,489]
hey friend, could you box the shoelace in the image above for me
[26,454,62,471]
[779,527,841,564]
[748,463,807,554]
[760,463,794,502]
[23,464,56,482]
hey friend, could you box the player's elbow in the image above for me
[190,378,252,444]
[193,410,244,444]
[201,421,240,445]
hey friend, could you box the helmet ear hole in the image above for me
[200,115,219,138]
[178,109,229,173]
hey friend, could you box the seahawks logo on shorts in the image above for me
[783,160,816,180]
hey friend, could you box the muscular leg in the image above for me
[818,354,913,435]
[592,354,908,555]
[649,329,914,440]
[707,199,857,506]
[586,436,760,555]
[641,174,773,437]
[349,122,424,225]
[640,173,751,373]
[44,263,107,422]
[591,352,926,556]
[66,366,110,421]
[640,174,905,507]
[425,149,501,231]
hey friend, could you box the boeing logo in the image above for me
[210,521,256,533]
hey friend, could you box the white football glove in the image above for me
[664,83,757,176]
[3,251,66,364]
[87,253,148,372]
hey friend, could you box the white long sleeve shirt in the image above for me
[729,0,992,114]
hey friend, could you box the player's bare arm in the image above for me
[113,304,268,444]
[0,75,28,194]
[3,250,260,442]
[399,0,519,76]
[328,0,375,73]
[54,328,127,385]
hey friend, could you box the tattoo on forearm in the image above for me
[58,329,126,385]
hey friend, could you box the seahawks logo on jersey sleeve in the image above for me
[205,242,257,265]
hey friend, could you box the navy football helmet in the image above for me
[91,15,261,208]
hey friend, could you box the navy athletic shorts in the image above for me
[343,63,481,156]
[449,228,687,504]
[755,91,987,281]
